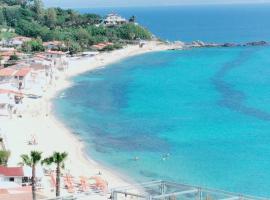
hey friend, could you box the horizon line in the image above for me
[45,2,270,9]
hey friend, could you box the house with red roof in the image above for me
[7,36,32,47]
[91,42,114,51]
[0,68,17,84]
[0,166,25,185]
[0,166,43,186]
[14,67,32,90]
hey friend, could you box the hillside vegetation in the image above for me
[0,0,152,52]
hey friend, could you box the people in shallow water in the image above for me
[133,156,139,161]
[162,153,170,161]
[132,154,170,161]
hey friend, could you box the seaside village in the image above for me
[0,13,148,200]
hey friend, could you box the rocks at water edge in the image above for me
[244,41,268,46]
[187,40,269,48]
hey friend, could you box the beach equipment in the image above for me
[89,176,108,192]
[49,172,56,188]
[64,174,75,193]
[79,176,89,192]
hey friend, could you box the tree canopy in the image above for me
[0,0,152,54]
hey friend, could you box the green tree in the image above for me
[68,40,81,55]
[0,8,6,25]
[129,15,136,23]
[117,23,152,40]
[42,152,68,197]
[32,0,43,20]
[45,8,57,28]
[3,5,21,26]
[22,38,44,52]
[20,151,42,200]
[9,53,19,61]
[74,28,91,47]
[0,150,10,166]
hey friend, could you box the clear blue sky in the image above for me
[43,0,270,8]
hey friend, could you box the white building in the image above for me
[103,13,127,26]
[6,36,32,47]
[0,68,17,84]
[45,50,69,71]
[0,91,15,117]
[0,166,43,186]
[13,67,32,90]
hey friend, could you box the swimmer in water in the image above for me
[133,156,139,161]
[162,153,170,160]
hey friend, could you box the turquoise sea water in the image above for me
[54,46,270,197]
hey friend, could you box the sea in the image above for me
[54,4,270,197]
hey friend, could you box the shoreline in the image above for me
[1,41,176,198]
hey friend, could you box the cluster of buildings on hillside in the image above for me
[0,36,70,197]
[0,36,69,117]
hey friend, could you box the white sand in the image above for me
[0,41,177,198]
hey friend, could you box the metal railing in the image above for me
[111,181,269,200]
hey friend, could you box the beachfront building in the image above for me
[103,13,127,26]
[28,54,55,86]
[0,90,15,117]
[0,166,43,186]
[0,68,17,84]
[43,41,65,50]
[45,50,69,71]
[0,166,26,185]
[0,49,19,66]
[91,42,114,50]
[6,36,32,48]
[13,67,32,90]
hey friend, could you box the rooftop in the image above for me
[0,166,24,177]
[46,50,66,55]
[43,41,63,46]
[14,68,31,77]
[0,68,17,77]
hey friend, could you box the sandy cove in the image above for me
[0,41,177,198]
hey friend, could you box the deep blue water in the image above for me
[78,4,270,43]
[54,5,270,198]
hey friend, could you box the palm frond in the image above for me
[41,156,54,165]
[20,154,32,166]
[31,151,42,164]
[53,151,68,163]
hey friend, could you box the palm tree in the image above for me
[0,150,10,166]
[42,152,68,197]
[20,151,42,200]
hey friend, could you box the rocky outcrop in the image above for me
[221,43,239,47]
[244,41,268,46]
[185,40,269,48]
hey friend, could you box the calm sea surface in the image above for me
[54,5,270,197]
[78,4,270,43]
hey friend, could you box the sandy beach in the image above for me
[0,41,177,198]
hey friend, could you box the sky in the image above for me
[43,0,270,8]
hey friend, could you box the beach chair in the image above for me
[64,174,75,193]
[79,176,89,192]
[50,172,56,188]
